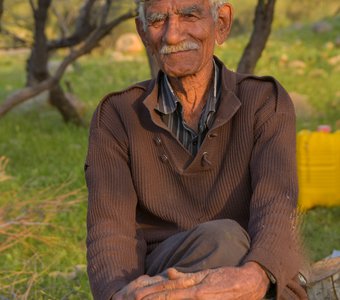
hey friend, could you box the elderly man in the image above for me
[85,0,307,299]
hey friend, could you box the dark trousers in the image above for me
[146,219,250,275]
[144,219,308,300]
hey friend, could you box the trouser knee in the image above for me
[146,219,251,275]
[193,219,250,248]
[185,219,250,266]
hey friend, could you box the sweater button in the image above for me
[154,136,162,146]
[208,133,218,139]
[201,152,212,167]
[160,154,168,163]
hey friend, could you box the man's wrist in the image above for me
[242,262,271,291]
[244,262,277,299]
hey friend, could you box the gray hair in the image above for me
[136,0,229,31]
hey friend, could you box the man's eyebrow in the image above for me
[178,5,203,15]
[146,12,168,22]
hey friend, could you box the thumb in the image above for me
[167,268,187,280]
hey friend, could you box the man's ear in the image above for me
[215,4,233,45]
[135,18,149,48]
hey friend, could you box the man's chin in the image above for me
[159,52,200,76]
[161,62,198,78]
[161,67,196,78]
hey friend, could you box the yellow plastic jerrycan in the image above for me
[297,130,340,210]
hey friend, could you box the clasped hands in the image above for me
[113,262,269,300]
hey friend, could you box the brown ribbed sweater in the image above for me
[85,60,306,300]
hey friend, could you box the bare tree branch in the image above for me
[0,27,30,47]
[0,79,55,117]
[100,10,136,39]
[51,3,69,38]
[47,0,137,51]
[0,49,80,117]
[75,0,96,30]
[28,0,36,13]
[237,0,276,74]
[0,9,135,118]
[99,0,113,27]
[47,0,97,50]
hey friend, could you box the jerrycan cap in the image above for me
[317,125,332,133]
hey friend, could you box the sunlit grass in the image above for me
[0,181,90,298]
[302,206,340,261]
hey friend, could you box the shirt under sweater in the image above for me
[156,59,221,155]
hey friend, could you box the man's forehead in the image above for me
[144,0,209,12]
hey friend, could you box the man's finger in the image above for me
[142,286,198,300]
[167,268,188,280]
[131,274,165,289]
[135,274,201,300]
[167,268,210,281]
[113,275,166,300]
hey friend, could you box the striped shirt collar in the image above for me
[154,59,221,155]
[156,59,219,117]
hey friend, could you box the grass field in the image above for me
[0,11,340,300]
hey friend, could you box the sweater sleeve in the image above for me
[241,80,303,298]
[85,99,147,300]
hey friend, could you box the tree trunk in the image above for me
[237,0,276,74]
[26,0,84,125]
[49,83,85,126]
[146,49,159,78]
[0,0,4,28]
[26,0,51,85]
[0,3,135,122]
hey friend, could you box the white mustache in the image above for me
[160,41,199,54]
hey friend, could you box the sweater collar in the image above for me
[142,56,241,132]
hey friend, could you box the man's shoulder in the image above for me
[99,79,153,108]
[233,72,292,114]
[235,72,281,94]
[217,58,290,112]
[90,79,154,129]
[216,56,285,98]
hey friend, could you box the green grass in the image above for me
[302,207,340,261]
[0,13,340,299]
[0,53,151,298]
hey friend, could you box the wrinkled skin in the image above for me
[113,263,269,300]
[138,0,224,77]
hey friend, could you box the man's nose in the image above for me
[162,15,183,45]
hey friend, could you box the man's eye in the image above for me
[182,14,198,21]
[147,17,166,27]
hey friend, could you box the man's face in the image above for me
[140,0,218,78]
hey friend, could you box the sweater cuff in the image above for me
[92,279,127,300]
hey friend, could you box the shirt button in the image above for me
[160,154,168,163]
[154,136,162,146]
